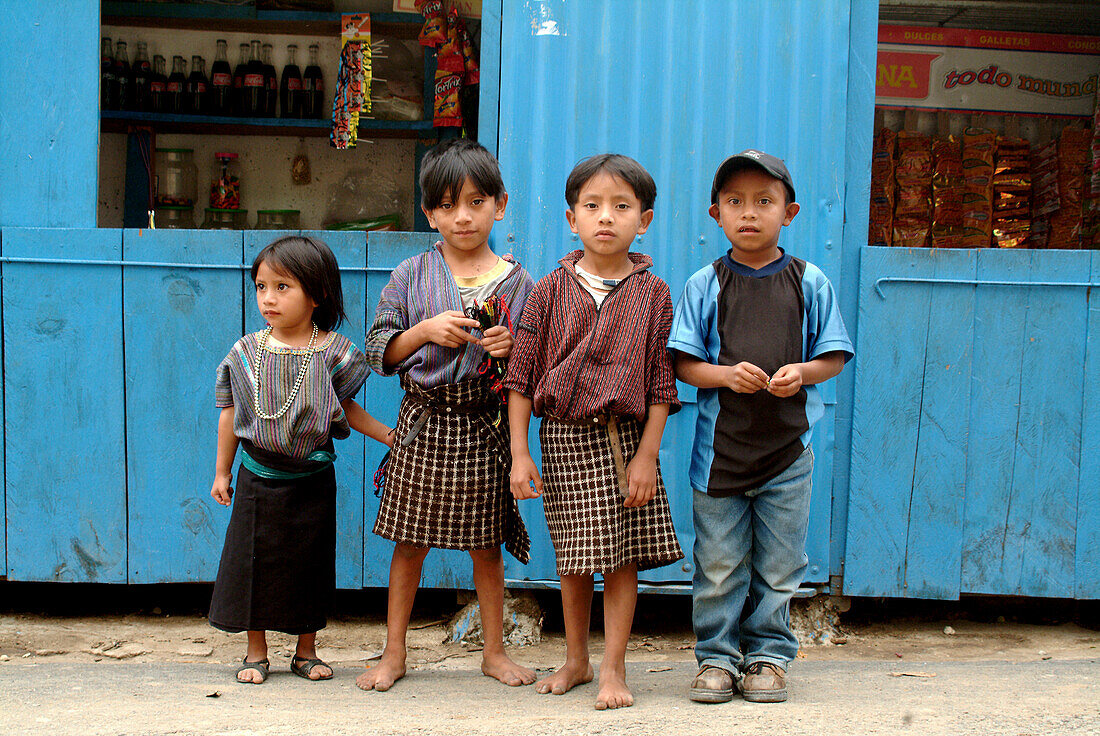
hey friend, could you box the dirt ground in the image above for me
[1,583,1098,670]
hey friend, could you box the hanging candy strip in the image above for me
[465,295,514,426]
[331,13,372,150]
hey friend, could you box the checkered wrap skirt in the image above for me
[373,375,530,563]
[540,415,683,576]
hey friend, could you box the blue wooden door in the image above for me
[845,248,1100,599]
[124,228,242,583]
[3,228,127,582]
[483,0,866,586]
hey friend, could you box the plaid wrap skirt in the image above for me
[540,415,684,576]
[373,375,530,563]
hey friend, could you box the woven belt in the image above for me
[399,391,493,447]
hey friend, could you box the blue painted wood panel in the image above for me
[1077,251,1100,598]
[0,2,99,228]
[244,230,368,590]
[0,231,4,575]
[905,249,975,599]
[123,228,241,583]
[3,228,126,582]
[846,248,936,597]
[848,247,1099,600]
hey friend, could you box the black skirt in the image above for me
[208,452,337,635]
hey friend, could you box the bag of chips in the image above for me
[416,0,447,47]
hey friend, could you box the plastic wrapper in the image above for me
[433,67,463,127]
[963,127,996,166]
[459,14,480,86]
[932,137,963,247]
[895,131,932,183]
[895,183,931,219]
[436,8,464,71]
[416,0,447,47]
[1032,140,1060,217]
[893,218,930,248]
[869,127,897,246]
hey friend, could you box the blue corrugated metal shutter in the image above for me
[486,0,858,585]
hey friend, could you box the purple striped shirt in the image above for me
[366,243,534,388]
[504,250,680,423]
[215,331,368,459]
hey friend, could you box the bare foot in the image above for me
[595,668,634,710]
[356,651,406,692]
[481,650,536,686]
[535,660,595,695]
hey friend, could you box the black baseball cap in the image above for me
[711,149,796,203]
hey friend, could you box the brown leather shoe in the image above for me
[741,662,787,702]
[689,665,735,703]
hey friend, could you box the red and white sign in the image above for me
[876,25,1100,116]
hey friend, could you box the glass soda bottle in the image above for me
[166,55,187,114]
[149,54,167,113]
[280,44,303,118]
[232,43,250,116]
[243,40,265,117]
[303,44,325,119]
[113,40,131,111]
[210,40,233,116]
[131,42,152,112]
[261,43,277,117]
[188,55,209,115]
[101,37,116,111]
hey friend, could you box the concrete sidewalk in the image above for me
[2,658,1097,736]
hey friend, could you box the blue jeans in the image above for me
[692,446,813,673]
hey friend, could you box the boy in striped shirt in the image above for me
[505,154,683,711]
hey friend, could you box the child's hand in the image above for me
[480,325,513,358]
[420,310,481,348]
[382,428,395,448]
[624,452,658,507]
[510,454,543,500]
[726,362,769,393]
[211,473,233,506]
[768,364,803,397]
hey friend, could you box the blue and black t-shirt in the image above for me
[668,250,854,496]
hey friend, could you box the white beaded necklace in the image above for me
[253,322,318,421]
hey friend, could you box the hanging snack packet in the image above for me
[331,14,372,150]
[454,10,480,86]
[433,67,463,127]
[416,0,447,47]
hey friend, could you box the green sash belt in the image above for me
[241,448,337,480]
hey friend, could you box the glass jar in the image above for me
[154,148,197,206]
[202,207,248,229]
[210,151,242,209]
[155,205,195,229]
[256,209,301,230]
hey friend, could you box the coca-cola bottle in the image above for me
[101,37,116,110]
[280,44,303,119]
[166,55,187,114]
[232,43,249,115]
[243,40,265,117]
[210,40,233,116]
[188,55,210,115]
[149,54,167,112]
[113,40,131,111]
[303,44,324,119]
[261,43,277,118]
[131,42,152,112]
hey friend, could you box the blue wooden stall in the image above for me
[1,0,1098,602]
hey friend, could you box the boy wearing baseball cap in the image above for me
[668,150,853,703]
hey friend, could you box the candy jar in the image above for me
[210,152,242,210]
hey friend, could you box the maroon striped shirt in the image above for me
[504,250,680,422]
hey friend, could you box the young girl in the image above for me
[209,235,392,685]
[357,138,535,692]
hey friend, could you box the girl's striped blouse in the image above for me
[504,250,680,423]
[215,331,368,459]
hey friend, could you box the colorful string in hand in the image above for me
[465,295,513,426]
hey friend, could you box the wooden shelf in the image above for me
[101,110,435,139]
[102,3,423,38]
